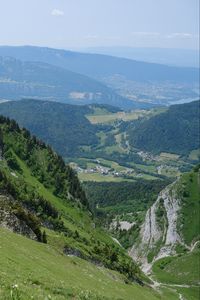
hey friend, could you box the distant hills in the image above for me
[0,99,198,161]
[81,47,199,68]
[0,45,198,107]
[0,56,136,109]
[127,100,200,155]
[0,46,198,83]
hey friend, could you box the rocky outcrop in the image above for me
[129,181,182,273]
[0,194,37,240]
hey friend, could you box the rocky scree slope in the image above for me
[129,165,200,274]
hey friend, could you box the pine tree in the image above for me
[42,230,47,244]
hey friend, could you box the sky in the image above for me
[0,0,199,50]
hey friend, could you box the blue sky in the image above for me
[0,0,199,49]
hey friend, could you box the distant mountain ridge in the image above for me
[0,56,137,109]
[0,45,198,83]
[81,47,199,68]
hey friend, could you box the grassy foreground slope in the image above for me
[152,246,200,285]
[0,227,181,300]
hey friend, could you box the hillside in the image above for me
[127,165,200,300]
[0,99,99,157]
[0,116,148,280]
[1,227,184,300]
[0,115,190,299]
[129,165,200,277]
[1,117,198,299]
[0,46,198,83]
[0,46,199,106]
[0,56,135,109]
[127,100,200,156]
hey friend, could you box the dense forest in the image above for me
[83,179,169,220]
[0,100,100,157]
[127,100,199,155]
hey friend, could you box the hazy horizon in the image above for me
[0,0,199,50]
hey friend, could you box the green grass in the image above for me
[159,153,180,160]
[178,169,200,245]
[96,131,107,146]
[160,286,199,300]
[152,247,200,285]
[5,150,128,258]
[86,106,166,125]
[86,110,153,125]
[175,287,200,300]
[76,158,158,182]
[14,155,93,238]
[78,172,134,182]
[0,227,179,300]
[104,144,126,154]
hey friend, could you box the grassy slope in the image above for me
[178,168,200,245]
[86,110,150,124]
[0,227,180,300]
[5,147,121,256]
[152,247,200,285]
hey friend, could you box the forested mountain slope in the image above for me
[0,99,99,157]
[127,100,199,155]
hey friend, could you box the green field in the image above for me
[159,153,180,160]
[73,157,160,182]
[78,172,134,182]
[86,110,147,124]
[86,106,166,125]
